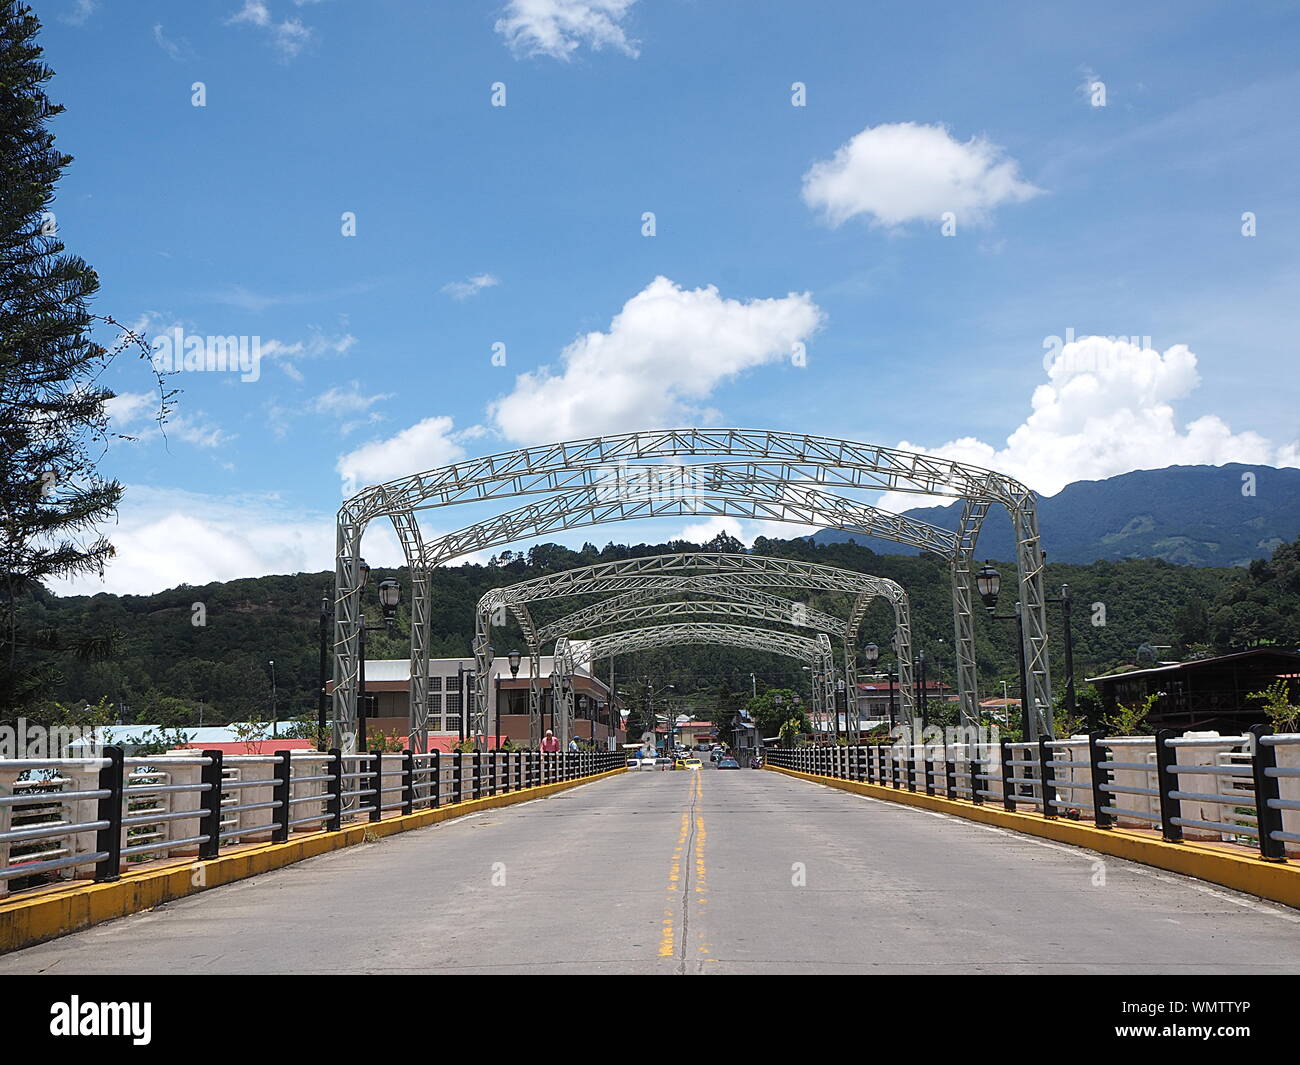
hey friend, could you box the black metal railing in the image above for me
[764,728,1300,863]
[0,748,624,899]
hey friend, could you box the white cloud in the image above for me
[153,24,190,61]
[47,487,403,598]
[489,276,822,445]
[107,390,229,449]
[441,274,500,300]
[801,122,1041,229]
[336,415,468,490]
[876,335,1300,510]
[61,0,97,26]
[495,0,639,60]
[227,1,314,59]
[313,382,391,416]
[105,391,158,432]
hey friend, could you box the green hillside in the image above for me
[12,530,1299,728]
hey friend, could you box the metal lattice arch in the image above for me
[553,624,836,744]
[333,429,1052,751]
[474,553,914,746]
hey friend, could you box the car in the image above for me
[680,758,703,770]
[717,757,740,769]
[654,757,672,770]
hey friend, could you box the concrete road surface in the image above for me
[3,765,1299,974]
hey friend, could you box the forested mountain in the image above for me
[812,464,1300,567]
[15,530,1300,728]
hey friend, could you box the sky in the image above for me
[29,0,1300,595]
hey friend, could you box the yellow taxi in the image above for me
[676,757,703,771]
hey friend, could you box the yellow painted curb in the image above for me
[0,767,625,955]
[766,764,1300,909]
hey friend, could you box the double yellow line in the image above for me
[659,770,709,960]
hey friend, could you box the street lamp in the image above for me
[508,649,521,677]
[979,561,1079,735]
[355,561,402,752]
[269,659,278,739]
[978,562,1031,739]
[317,592,332,746]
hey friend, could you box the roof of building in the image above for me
[857,680,951,691]
[1086,647,1300,684]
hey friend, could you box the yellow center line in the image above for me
[659,803,691,957]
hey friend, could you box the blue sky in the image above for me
[31,0,1300,594]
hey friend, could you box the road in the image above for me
[3,764,1299,974]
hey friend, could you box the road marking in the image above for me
[659,790,692,958]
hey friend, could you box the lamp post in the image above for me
[863,642,889,731]
[646,681,675,751]
[269,660,278,739]
[354,560,402,752]
[977,563,1032,739]
[317,591,332,746]
[916,650,928,732]
[836,677,849,743]
[978,562,1077,736]
[484,644,498,750]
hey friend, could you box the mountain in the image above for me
[810,464,1300,566]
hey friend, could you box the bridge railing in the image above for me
[764,727,1300,863]
[0,748,623,901]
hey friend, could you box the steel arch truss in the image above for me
[473,552,913,746]
[558,623,837,738]
[335,429,1052,752]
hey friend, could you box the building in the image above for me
[345,656,624,750]
[671,720,716,748]
[854,678,954,721]
[1086,648,1300,733]
[978,697,1021,723]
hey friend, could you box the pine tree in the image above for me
[0,3,163,709]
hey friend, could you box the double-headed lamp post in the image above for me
[503,650,521,751]
[977,562,1077,738]
[355,558,401,752]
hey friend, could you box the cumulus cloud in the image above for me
[801,122,1041,230]
[441,274,500,300]
[489,276,822,445]
[495,0,639,60]
[47,488,403,598]
[336,415,468,491]
[876,335,1299,509]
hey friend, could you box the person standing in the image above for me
[541,729,560,753]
